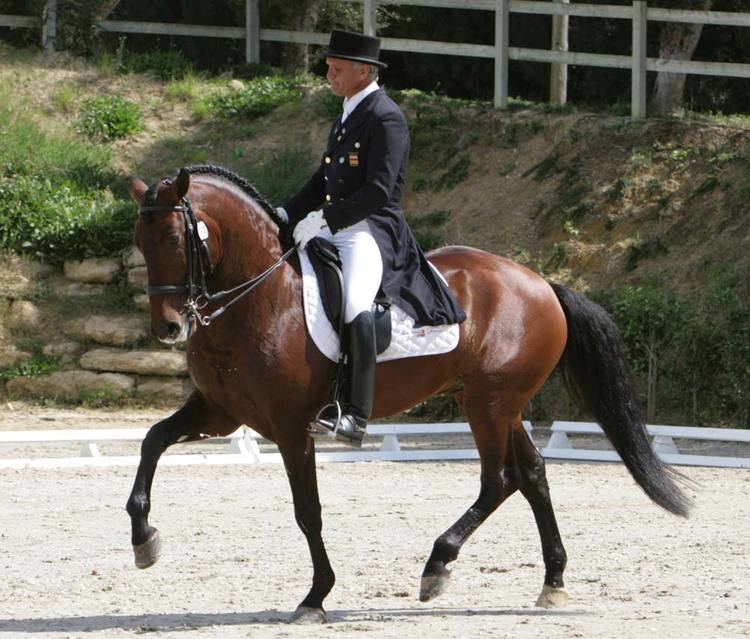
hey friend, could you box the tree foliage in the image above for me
[3,0,750,113]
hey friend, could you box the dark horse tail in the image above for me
[550,284,691,517]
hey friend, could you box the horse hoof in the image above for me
[419,570,451,602]
[133,530,161,569]
[289,605,327,624]
[535,584,570,609]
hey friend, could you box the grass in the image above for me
[0,101,115,188]
[0,355,60,382]
[242,146,317,205]
[165,73,204,101]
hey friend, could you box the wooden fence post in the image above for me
[245,0,260,65]
[550,0,569,105]
[42,0,57,52]
[494,0,509,108]
[631,0,647,119]
[363,0,377,37]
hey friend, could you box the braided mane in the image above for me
[182,164,284,226]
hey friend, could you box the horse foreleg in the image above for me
[125,392,237,568]
[514,432,569,608]
[280,439,335,624]
[420,406,518,602]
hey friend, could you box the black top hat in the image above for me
[323,29,387,69]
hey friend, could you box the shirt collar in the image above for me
[342,81,379,123]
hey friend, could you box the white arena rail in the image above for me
[541,421,750,469]
[0,421,748,469]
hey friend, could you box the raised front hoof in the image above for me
[535,584,570,609]
[133,529,162,569]
[419,569,451,602]
[289,605,327,624]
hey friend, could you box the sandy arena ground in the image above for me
[0,405,748,638]
[0,427,748,639]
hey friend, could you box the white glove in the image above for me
[293,209,326,251]
[274,206,289,224]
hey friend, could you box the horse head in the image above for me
[128,168,220,344]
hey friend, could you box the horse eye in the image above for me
[166,233,181,248]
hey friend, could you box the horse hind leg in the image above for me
[513,429,569,608]
[420,401,519,602]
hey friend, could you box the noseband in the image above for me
[139,197,294,327]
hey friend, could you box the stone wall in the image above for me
[0,249,192,406]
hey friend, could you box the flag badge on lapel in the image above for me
[348,152,359,167]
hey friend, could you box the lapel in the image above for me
[326,89,382,154]
[326,114,342,150]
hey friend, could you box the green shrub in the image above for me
[596,281,750,426]
[410,209,451,250]
[314,88,342,119]
[0,175,136,262]
[202,76,301,120]
[77,96,142,141]
[120,50,194,80]
[625,236,669,271]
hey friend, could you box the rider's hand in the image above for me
[293,210,326,251]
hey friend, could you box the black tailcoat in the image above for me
[283,88,466,327]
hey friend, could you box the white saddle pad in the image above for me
[299,250,460,363]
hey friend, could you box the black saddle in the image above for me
[306,237,392,355]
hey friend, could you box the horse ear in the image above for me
[176,168,190,199]
[127,177,148,205]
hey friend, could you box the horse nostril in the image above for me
[165,321,181,339]
[156,320,182,339]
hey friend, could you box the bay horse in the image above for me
[125,164,690,623]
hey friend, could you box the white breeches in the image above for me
[315,219,383,323]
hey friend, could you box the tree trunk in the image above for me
[95,0,122,21]
[279,0,322,72]
[549,0,569,105]
[649,0,711,116]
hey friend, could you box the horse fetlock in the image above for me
[126,493,149,519]
[133,528,162,569]
[432,535,460,564]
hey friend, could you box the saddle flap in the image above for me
[306,237,391,354]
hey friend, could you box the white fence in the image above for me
[2,1,750,118]
[0,421,748,469]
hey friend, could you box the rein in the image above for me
[139,198,294,327]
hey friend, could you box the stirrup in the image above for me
[308,402,366,448]
[308,402,342,436]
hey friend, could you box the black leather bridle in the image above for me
[139,197,294,327]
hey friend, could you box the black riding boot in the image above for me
[310,310,375,447]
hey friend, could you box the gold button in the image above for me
[325,194,331,201]
[324,156,331,164]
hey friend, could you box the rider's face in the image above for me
[326,57,370,98]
